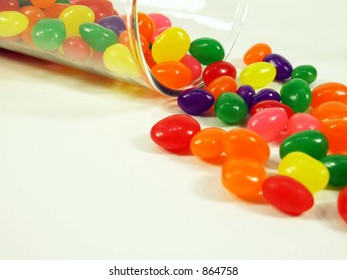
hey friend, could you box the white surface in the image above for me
[0,0,347,260]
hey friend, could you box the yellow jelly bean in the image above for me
[152,27,190,64]
[278,151,330,193]
[240,62,276,89]
[0,11,29,38]
[103,43,140,78]
[59,5,95,37]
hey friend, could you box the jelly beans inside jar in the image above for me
[0,0,249,96]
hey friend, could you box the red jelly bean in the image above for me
[180,54,202,82]
[338,186,347,223]
[311,82,347,108]
[262,175,314,216]
[202,61,237,86]
[150,114,201,154]
[250,100,295,118]
[0,0,19,11]
[243,42,272,65]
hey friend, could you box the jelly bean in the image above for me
[118,30,129,47]
[177,88,215,115]
[338,186,347,223]
[43,4,70,18]
[148,13,171,30]
[287,113,321,135]
[79,23,118,52]
[144,51,156,69]
[150,114,201,154]
[262,175,314,216]
[206,76,237,100]
[311,82,347,108]
[291,65,318,84]
[223,128,270,164]
[222,158,267,199]
[151,61,193,89]
[320,155,347,187]
[280,130,329,160]
[56,0,70,3]
[0,11,28,37]
[62,36,91,61]
[20,24,34,46]
[98,15,125,37]
[180,54,202,82]
[252,88,281,107]
[138,12,156,42]
[59,5,95,38]
[103,43,140,78]
[239,62,276,89]
[263,53,293,81]
[0,0,19,11]
[78,0,113,21]
[215,92,248,125]
[243,42,272,65]
[310,101,347,122]
[189,37,225,66]
[31,0,55,9]
[139,34,150,54]
[152,27,190,64]
[19,5,45,25]
[320,119,347,154]
[32,18,66,50]
[150,26,168,44]
[280,78,312,113]
[247,108,288,142]
[190,127,226,159]
[236,85,256,110]
[202,61,237,86]
[250,100,294,118]
[278,151,330,193]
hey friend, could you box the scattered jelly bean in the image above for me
[243,42,272,65]
[247,107,288,142]
[138,12,156,42]
[239,62,276,89]
[236,85,256,110]
[250,100,294,118]
[311,82,347,108]
[150,114,201,154]
[180,54,202,82]
[189,37,225,66]
[30,0,55,9]
[177,88,215,115]
[148,13,171,30]
[43,3,70,18]
[338,186,347,223]
[19,5,45,25]
[280,78,312,113]
[280,130,329,160]
[223,128,270,164]
[287,113,321,135]
[151,61,193,89]
[0,11,28,37]
[202,61,237,86]
[206,76,237,100]
[320,155,347,187]
[215,92,248,125]
[0,0,19,11]
[252,88,281,107]
[310,101,347,122]
[190,127,226,159]
[32,18,66,50]
[152,27,190,64]
[320,119,347,154]
[278,151,330,193]
[291,65,317,84]
[98,15,126,37]
[263,53,293,81]
[62,36,90,61]
[262,175,314,216]
[222,158,267,199]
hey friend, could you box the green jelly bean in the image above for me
[79,22,118,52]
[320,155,347,187]
[291,65,318,84]
[280,130,329,160]
[280,78,312,113]
[189,37,225,66]
[32,19,66,51]
[215,92,248,125]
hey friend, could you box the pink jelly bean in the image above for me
[247,107,288,142]
[287,113,321,135]
[180,54,202,82]
[149,13,172,30]
[150,26,169,44]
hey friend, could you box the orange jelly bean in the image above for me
[206,76,237,100]
[138,12,156,42]
[310,101,347,122]
[243,42,272,65]
[19,5,45,25]
[44,4,70,18]
[31,0,56,9]
[311,82,347,108]
[320,119,347,154]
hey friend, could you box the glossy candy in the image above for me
[223,128,270,164]
[215,92,248,125]
[138,12,156,42]
[239,62,276,89]
[206,76,237,100]
[62,36,91,61]
[287,113,321,135]
[78,0,114,22]
[252,88,281,107]
[177,88,215,115]
[0,0,20,11]
[251,100,294,118]
[19,5,45,25]
[320,119,347,154]
[278,151,330,193]
[180,54,202,82]
[263,53,293,81]
[311,82,347,108]
[262,175,314,216]
[310,101,347,122]
[247,108,288,142]
[0,11,28,37]
[280,78,312,113]
[243,42,272,65]
[291,65,318,84]
[44,4,70,18]
[236,85,256,110]
[338,187,347,223]
[202,61,237,86]
[98,15,126,37]
[150,114,201,154]
[280,130,329,159]
[148,13,171,30]
[32,18,66,50]
[320,155,347,187]
[189,37,225,66]
[31,0,55,9]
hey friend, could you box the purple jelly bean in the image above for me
[237,85,256,110]
[98,16,126,37]
[177,88,215,115]
[264,53,293,81]
[252,88,281,107]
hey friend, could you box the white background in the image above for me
[0,0,347,260]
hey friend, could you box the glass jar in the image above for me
[0,0,248,96]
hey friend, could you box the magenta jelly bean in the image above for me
[180,54,202,82]
[264,53,293,81]
[252,88,281,108]
[250,100,295,118]
[236,85,256,110]
[97,15,126,37]
[247,107,288,142]
[149,13,172,30]
[150,26,168,44]
[287,113,321,135]
[202,61,237,86]
[262,175,314,216]
[177,88,215,115]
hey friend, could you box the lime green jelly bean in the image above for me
[320,155,347,187]
[0,11,29,37]
[189,37,225,66]
[291,65,318,84]
[32,18,66,50]
[239,62,276,89]
[278,151,330,193]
